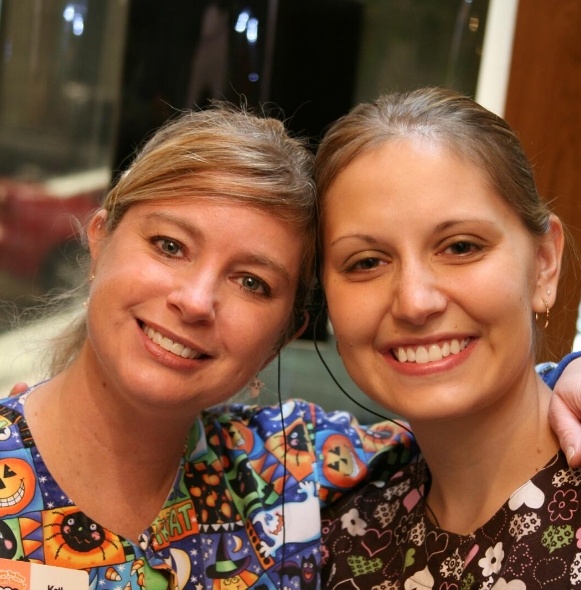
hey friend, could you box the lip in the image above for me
[381,335,477,374]
[138,320,212,364]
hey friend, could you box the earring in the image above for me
[248,376,265,398]
[84,274,95,309]
[535,298,550,329]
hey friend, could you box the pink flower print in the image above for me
[576,527,581,549]
[548,489,579,522]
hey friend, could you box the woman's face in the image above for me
[86,198,305,415]
[322,138,559,425]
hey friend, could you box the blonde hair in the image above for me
[49,104,316,375]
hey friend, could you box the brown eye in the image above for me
[353,257,380,270]
[153,236,184,257]
[446,241,478,255]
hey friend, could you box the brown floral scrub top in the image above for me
[322,451,581,589]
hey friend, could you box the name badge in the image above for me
[0,559,89,590]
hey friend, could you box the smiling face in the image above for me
[85,198,304,416]
[322,138,560,425]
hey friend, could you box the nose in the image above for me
[166,267,218,322]
[390,261,447,326]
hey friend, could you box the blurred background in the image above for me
[0,0,579,421]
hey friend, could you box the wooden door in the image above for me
[504,0,581,360]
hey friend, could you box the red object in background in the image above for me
[0,176,105,290]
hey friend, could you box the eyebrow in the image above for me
[329,233,380,247]
[143,210,294,285]
[329,218,496,247]
[434,218,497,232]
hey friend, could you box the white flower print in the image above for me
[440,548,463,580]
[508,512,541,541]
[382,479,411,501]
[479,542,505,577]
[340,508,367,536]
[571,552,581,585]
[374,500,399,528]
[409,519,426,546]
[553,468,581,487]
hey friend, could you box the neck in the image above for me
[410,372,559,535]
[24,345,199,541]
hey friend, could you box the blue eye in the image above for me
[238,275,269,296]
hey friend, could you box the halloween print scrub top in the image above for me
[0,390,415,590]
[321,451,581,589]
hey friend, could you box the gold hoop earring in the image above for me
[535,298,550,329]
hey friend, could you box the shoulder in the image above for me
[323,456,425,523]
[201,400,415,456]
[0,390,32,447]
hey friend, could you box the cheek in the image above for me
[326,283,379,347]
[465,265,535,338]
[227,302,291,360]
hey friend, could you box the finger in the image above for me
[549,391,581,468]
[9,382,29,397]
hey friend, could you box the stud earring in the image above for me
[535,298,550,329]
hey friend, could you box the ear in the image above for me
[260,312,310,370]
[532,214,564,313]
[87,210,109,269]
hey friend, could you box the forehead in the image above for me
[322,138,530,236]
[325,138,488,208]
[119,197,305,264]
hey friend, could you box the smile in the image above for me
[0,479,25,507]
[141,324,208,360]
[392,338,470,364]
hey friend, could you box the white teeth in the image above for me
[429,344,443,362]
[394,339,468,364]
[143,325,202,360]
[415,346,429,364]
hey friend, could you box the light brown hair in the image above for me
[50,104,316,375]
[316,87,551,246]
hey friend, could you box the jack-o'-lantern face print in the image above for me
[0,458,36,516]
[322,434,366,487]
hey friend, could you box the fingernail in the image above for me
[567,446,575,464]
